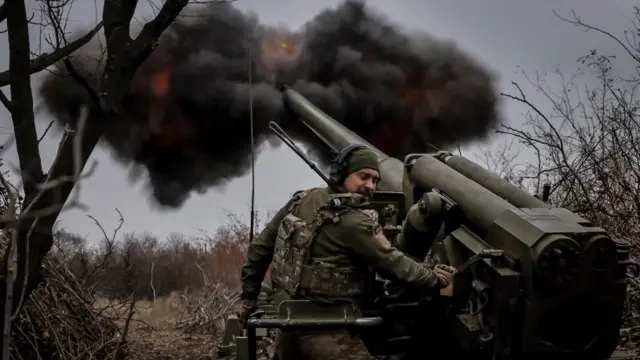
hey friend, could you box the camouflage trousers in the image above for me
[273,329,376,360]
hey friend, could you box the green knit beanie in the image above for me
[346,147,380,175]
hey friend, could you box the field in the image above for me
[5,213,253,359]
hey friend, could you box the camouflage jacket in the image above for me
[240,187,444,305]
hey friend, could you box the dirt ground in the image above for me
[127,328,219,360]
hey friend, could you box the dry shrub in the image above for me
[39,212,263,359]
[50,212,258,303]
[1,238,129,359]
[173,278,240,335]
[0,210,263,359]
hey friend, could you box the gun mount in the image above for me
[219,87,637,360]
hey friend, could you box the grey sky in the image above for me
[0,0,636,242]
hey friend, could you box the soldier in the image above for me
[235,144,455,360]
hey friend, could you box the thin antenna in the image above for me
[268,121,332,186]
[247,31,256,243]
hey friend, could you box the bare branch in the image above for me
[130,0,190,66]
[553,9,640,64]
[37,121,54,144]
[0,21,104,87]
[0,90,10,114]
[102,0,139,61]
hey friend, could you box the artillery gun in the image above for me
[218,87,637,360]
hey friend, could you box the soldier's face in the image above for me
[343,169,379,198]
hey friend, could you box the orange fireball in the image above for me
[150,68,171,97]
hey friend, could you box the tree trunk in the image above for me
[0,0,192,355]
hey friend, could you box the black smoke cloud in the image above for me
[38,0,502,208]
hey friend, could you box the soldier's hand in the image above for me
[439,282,454,297]
[434,264,455,297]
[434,264,456,283]
[234,299,258,328]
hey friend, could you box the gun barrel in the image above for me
[437,153,548,208]
[282,87,524,231]
[282,87,404,192]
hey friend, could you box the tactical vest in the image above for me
[271,190,370,298]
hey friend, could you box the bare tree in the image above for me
[0,0,230,355]
[497,7,640,242]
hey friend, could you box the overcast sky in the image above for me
[0,0,636,242]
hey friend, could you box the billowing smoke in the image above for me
[38,0,502,208]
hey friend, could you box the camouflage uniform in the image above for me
[241,186,448,360]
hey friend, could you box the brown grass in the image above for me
[3,212,257,359]
[93,292,228,359]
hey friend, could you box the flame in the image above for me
[150,68,171,97]
[263,39,297,57]
[145,67,193,148]
[279,41,296,56]
[261,28,299,59]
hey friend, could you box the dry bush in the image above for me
[173,275,241,335]
[26,211,265,359]
[9,258,124,359]
[0,161,132,358]
[50,211,259,303]
[0,200,263,359]
[0,231,130,359]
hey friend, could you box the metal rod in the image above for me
[247,317,384,329]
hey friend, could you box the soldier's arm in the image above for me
[240,198,295,300]
[342,211,446,289]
